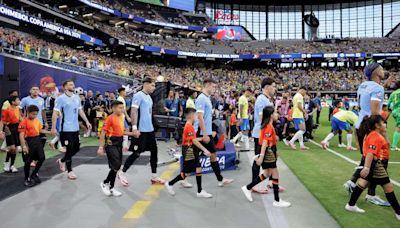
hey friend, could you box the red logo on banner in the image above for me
[214,10,239,21]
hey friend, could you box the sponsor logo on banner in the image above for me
[214,9,239,23]
[200,156,226,172]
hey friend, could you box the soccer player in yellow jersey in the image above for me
[286,87,309,150]
[320,110,358,151]
[235,88,252,151]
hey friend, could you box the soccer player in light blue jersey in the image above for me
[250,78,275,193]
[20,86,47,146]
[51,80,92,180]
[118,77,166,187]
[195,78,233,187]
[344,63,391,207]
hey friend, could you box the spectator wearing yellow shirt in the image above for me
[232,88,252,151]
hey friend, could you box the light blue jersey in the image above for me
[20,96,45,124]
[252,94,273,138]
[356,81,384,129]
[54,94,82,132]
[131,91,154,132]
[195,93,213,136]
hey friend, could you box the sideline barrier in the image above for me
[179,142,237,174]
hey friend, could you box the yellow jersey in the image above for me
[292,93,304,119]
[238,95,249,119]
[334,111,358,125]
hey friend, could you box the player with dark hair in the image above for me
[51,80,92,180]
[118,77,165,186]
[241,106,291,208]
[345,115,400,221]
[19,105,50,187]
[165,108,213,198]
[0,96,22,173]
[98,100,133,197]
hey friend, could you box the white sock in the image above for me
[323,133,335,143]
[347,134,353,147]
[51,136,59,144]
[290,130,304,144]
[243,135,250,150]
[152,173,158,178]
[123,135,129,148]
[232,132,242,143]
[299,133,305,147]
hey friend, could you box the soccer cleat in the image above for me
[117,171,129,187]
[165,182,176,196]
[10,165,18,173]
[218,178,234,187]
[110,188,122,197]
[56,159,66,172]
[24,179,35,187]
[343,180,355,196]
[100,182,111,196]
[338,143,347,148]
[197,190,213,198]
[320,141,328,150]
[300,146,309,150]
[283,139,289,146]
[31,174,41,184]
[180,180,193,188]
[345,204,365,213]
[365,195,391,207]
[67,171,77,180]
[346,146,358,151]
[3,162,10,172]
[396,213,400,221]
[151,176,166,185]
[288,142,297,150]
[273,200,291,208]
[241,186,253,202]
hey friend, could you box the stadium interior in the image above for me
[0,0,400,227]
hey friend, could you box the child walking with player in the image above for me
[97,100,133,197]
[241,106,291,207]
[19,105,50,187]
[345,115,400,221]
[165,108,213,198]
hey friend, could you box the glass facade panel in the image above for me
[203,0,400,40]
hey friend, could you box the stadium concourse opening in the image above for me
[0,0,400,227]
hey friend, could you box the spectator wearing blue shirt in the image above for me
[118,77,165,186]
[313,92,322,125]
[164,90,179,117]
[195,78,233,187]
[20,85,48,146]
[51,80,92,180]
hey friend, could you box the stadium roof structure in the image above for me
[202,0,374,5]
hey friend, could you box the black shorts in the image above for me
[5,123,20,147]
[262,162,277,169]
[129,132,157,153]
[261,146,277,169]
[60,131,80,154]
[181,145,201,173]
[22,136,45,163]
[362,160,390,185]
[105,137,123,170]
[196,132,217,154]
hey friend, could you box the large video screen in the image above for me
[215,26,243,41]
[136,0,195,12]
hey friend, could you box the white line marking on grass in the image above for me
[309,140,400,188]
[245,151,289,228]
